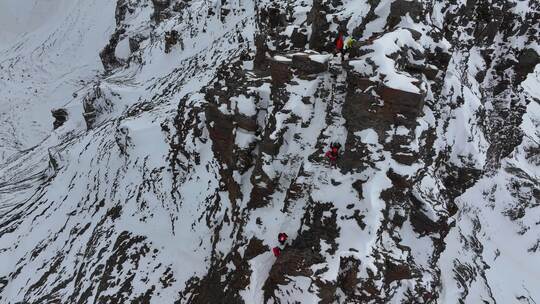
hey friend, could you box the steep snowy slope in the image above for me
[0,0,539,303]
[0,0,117,162]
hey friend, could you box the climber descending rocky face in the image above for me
[278,232,288,245]
[335,33,344,51]
[325,142,341,164]
[334,33,345,60]
[272,233,288,257]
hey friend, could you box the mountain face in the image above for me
[0,0,539,303]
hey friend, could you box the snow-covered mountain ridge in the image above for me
[0,0,539,303]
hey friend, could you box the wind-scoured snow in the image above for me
[1,0,539,303]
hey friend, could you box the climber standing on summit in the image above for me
[334,32,345,62]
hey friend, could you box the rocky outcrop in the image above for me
[82,102,97,130]
[2,0,540,303]
[254,34,270,70]
[291,54,328,75]
[290,28,308,49]
[51,108,68,129]
[270,60,292,86]
[516,48,540,83]
[99,29,126,72]
[82,84,113,130]
[115,124,132,155]
[387,0,424,29]
[151,0,171,23]
[164,30,181,54]
[343,73,425,134]
[378,86,425,124]
[307,0,331,52]
[264,202,337,301]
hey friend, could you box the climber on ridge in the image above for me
[345,36,356,49]
[325,142,341,165]
[273,233,288,257]
[334,32,345,61]
[344,36,357,58]
[278,232,288,245]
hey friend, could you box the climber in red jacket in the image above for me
[278,232,288,245]
[325,142,341,164]
[335,32,345,61]
[273,233,289,257]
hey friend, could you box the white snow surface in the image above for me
[0,0,539,303]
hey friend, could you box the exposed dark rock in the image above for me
[342,70,425,141]
[336,256,361,299]
[346,74,376,91]
[426,46,452,71]
[51,108,68,129]
[409,204,445,236]
[260,5,287,29]
[291,54,328,75]
[438,163,483,202]
[388,0,424,29]
[179,256,246,304]
[263,202,338,301]
[245,237,268,260]
[515,48,540,84]
[47,148,61,176]
[4,0,540,302]
[151,0,171,23]
[263,248,321,301]
[129,36,143,53]
[234,113,258,132]
[247,167,276,209]
[424,65,440,81]
[270,60,292,86]
[99,29,126,72]
[376,86,425,127]
[82,104,97,131]
[115,124,132,155]
[385,133,420,166]
[340,136,370,171]
[178,238,266,304]
[384,260,413,284]
[307,0,331,52]
[115,0,132,26]
[290,28,308,49]
[351,1,380,39]
[205,104,234,164]
[205,103,243,202]
[82,84,113,130]
[93,232,151,303]
[164,30,180,54]
[254,34,270,70]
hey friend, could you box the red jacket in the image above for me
[336,34,344,50]
[325,147,339,161]
[272,247,281,257]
